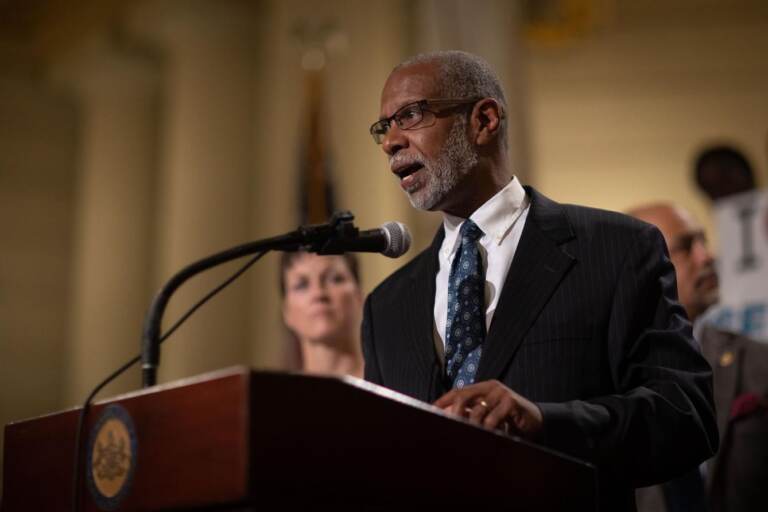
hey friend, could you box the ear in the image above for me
[471,98,504,146]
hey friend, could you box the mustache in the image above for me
[694,265,719,289]
[389,153,426,171]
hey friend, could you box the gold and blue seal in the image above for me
[86,404,138,510]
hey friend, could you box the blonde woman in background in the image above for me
[279,251,363,377]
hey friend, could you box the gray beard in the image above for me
[407,118,479,211]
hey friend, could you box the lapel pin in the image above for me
[719,350,734,367]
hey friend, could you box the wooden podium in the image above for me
[2,367,597,511]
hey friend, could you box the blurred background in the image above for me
[1,0,767,485]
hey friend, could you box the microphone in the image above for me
[140,211,409,388]
[317,221,411,258]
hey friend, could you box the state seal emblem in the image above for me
[86,404,137,510]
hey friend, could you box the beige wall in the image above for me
[2,0,768,483]
[0,77,78,478]
[526,1,768,249]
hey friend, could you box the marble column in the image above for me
[248,0,413,368]
[133,1,258,382]
[54,40,160,403]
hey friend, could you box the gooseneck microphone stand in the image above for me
[140,210,358,388]
[74,211,380,512]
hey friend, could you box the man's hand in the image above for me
[433,380,544,438]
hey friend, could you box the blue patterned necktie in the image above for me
[445,219,486,389]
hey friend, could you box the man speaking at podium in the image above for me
[361,50,718,510]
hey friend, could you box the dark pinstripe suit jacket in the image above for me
[362,187,718,511]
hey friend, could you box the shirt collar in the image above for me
[441,176,528,255]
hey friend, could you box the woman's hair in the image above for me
[278,251,361,297]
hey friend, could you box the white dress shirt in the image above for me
[433,177,530,361]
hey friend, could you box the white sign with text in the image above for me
[707,188,768,342]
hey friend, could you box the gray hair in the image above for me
[394,50,508,146]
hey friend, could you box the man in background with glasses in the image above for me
[630,203,768,512]
[361,50,718,511]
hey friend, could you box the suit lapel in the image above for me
[403,228,444,392]
[475,188,576,382]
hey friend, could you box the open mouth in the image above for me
[394,162,424,180]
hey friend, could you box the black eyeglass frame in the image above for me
[669,230,709,255]
[369,97,482,144]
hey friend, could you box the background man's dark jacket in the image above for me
[637,326,768,512]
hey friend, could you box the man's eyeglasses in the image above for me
[670,231,708,256]
[369,98,480,144]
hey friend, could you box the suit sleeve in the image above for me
[361,294,384,385]
[536,224,719,486]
